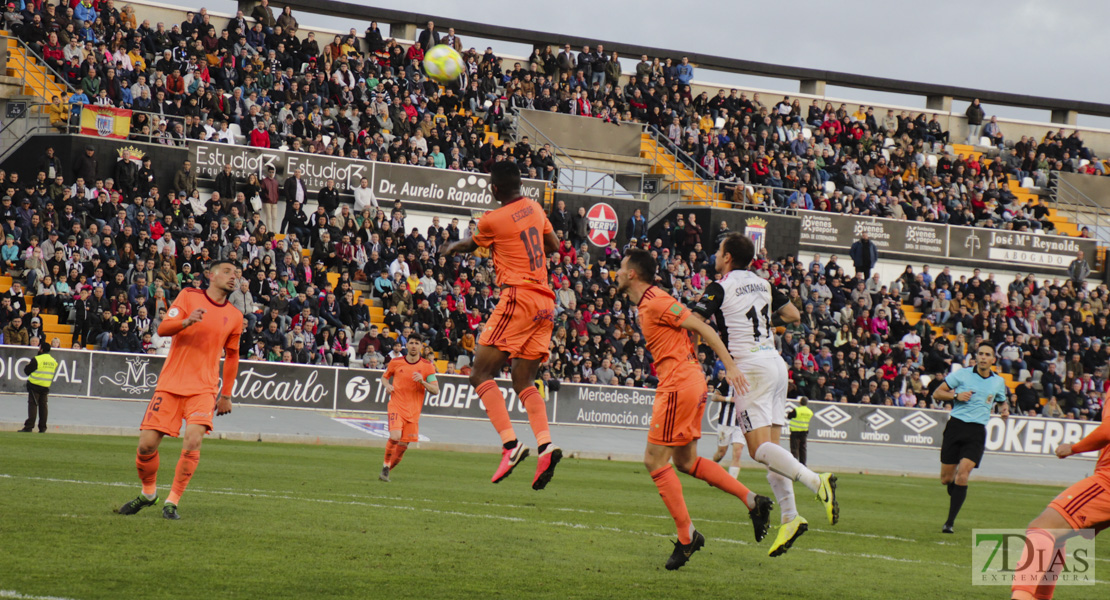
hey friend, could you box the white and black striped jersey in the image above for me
[714,380,736,427]
[693,269,788,363]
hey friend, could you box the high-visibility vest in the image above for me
[28,353,58,388]
[789,405,813,432]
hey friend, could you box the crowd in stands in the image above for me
[0,1,1104,423]
[1,137,1107,424]
[5,0,1109,235]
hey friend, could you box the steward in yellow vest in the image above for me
[20,341,57,433]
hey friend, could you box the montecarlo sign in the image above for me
[190,142,547,210]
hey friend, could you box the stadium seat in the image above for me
[979,136,992,147]
[228,123,241,138]
[435,359,448,373]
[823,181,835,194]
[882,137,894,148]
[1021,177,1035,188]
[801,128,812,140]
[926,155,938,168]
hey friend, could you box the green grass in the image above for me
[0,433,1100,599]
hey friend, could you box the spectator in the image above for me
[966,99,985,144]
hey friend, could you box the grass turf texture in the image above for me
[0,433,1101,599]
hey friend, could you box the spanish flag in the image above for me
[80,105,131,139]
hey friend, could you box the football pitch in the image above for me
[0,433,1101,599]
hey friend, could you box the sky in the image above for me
[262,0,1110,128]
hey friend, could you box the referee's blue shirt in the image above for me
[945,367,1008,426]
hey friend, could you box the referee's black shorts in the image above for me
[940,416,987,468]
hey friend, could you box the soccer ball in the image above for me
[423,44,465,84]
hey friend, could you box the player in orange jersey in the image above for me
[442,162,562,490]
[616,248,774,570]
[378,334,440,482]
[116,260,243,520]
[1011,418,1110,600]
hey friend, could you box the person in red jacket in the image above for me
[249,121,270,147]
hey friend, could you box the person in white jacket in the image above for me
[354,177,377,212]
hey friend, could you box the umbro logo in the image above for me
[864,409,895,431]
[815,406,851,429]
[902,411,938,434]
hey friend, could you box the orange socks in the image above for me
[384,439,397,467]
[520,386,551,447]
[1010,528,1062,600]
[477,380,516,444]
[691,457,754,509]
[167,450,200,506]
[651,465,692,545]
[136,451,159,496]
[392,443,408,469]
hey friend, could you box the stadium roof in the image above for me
[283,0,1110,118]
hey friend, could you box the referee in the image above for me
[932,343,1009,533]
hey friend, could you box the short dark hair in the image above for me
[977,342,996,354]
[489,161,521,200]
[721,232,755,270]
[624,248,656,283]
[207,259,236,272]
[408,333,423,343]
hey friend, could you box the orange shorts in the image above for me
[648,385,708,447]
[388,406,421,444]
[140,390,216,437]
[477,287,554,361]
[1049,475,1110,532]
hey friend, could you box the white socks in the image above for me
[728,466,740,479]
[754,441,821,494]
[767,470,797,523]
[141,491,157,501]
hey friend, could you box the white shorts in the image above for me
[716,425,747,447]
[733,356,788,434]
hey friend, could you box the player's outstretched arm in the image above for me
[1059,419,1110,459]
[442,237,478,257]
[680,313,749,396]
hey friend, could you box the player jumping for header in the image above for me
[692,234,838,557]
[116,260,243,520]
[441,162,562,490]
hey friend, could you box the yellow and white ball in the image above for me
[423,44,465,83]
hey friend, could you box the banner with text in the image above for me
[0,348,91,397]
[793,209,1098,275]
[190,142,547,211]
[4,347,1097,459]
